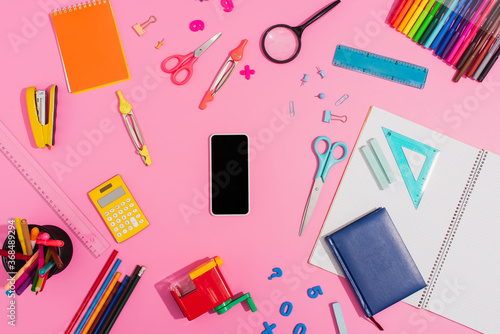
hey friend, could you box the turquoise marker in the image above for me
[424,0,460,48]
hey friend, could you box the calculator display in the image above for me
[97,186,126,208]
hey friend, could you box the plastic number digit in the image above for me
[307,286,323,298]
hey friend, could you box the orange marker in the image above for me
[398,0,422,32]
[30,227,39,249]
[390,0,410,25]
[393,0,415,28]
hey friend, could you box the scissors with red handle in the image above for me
[161,32,222,85]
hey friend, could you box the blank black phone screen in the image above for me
[210,134,249,215]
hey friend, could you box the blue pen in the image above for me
[436,0,476,56]
[93,275,130,334]
[74,259,122,334]
[441,0,483,59]
[431,0,468,50]
[425,0,460,48]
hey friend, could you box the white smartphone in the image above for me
[210,134,250,216]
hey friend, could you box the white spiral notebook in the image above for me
[310,106,500,334]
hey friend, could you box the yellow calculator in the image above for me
[88,175,149,243]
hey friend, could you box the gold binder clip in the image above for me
[25,85,58,149]
[132,16,156,36]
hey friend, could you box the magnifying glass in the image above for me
[261,0,341,64]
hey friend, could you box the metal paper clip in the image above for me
[132,16,156,36]
[335,94,349,106]
[323,110,347,123]
[289,101,295,118]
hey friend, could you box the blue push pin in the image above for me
[316,66,326,78]
[323,110,347,123]
[316,93,326,99]
[301,74,309,86]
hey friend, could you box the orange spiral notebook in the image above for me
[50,0,130,94]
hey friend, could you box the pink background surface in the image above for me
[1,0,499,333]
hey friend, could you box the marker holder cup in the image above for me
[2,224,73,279]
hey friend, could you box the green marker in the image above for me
[417,0,449,44]
[409,0,437,39]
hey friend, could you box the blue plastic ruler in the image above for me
[333,45,428,89]
[0,121,110,258]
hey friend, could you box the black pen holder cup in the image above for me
[2,224,73,279]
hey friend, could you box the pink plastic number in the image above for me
[189,20,205,32]
[221,0,234,12]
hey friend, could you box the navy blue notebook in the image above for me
[326,207,426,320]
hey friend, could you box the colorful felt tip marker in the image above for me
[30,227,39,249]
[394,0,415,28]
[404,0,430,35]
[36,239,64,247]
[409,0,436,39]
[15,218,27,255]
[390,0,411,25]
[398,0,422,32]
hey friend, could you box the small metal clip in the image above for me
[132,16,156,36]
[323,110,347,123]
[335,94,349,106]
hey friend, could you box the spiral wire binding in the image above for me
[417,150,488,309]
[53,0,106,15]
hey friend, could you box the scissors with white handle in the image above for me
[299,136,348,236]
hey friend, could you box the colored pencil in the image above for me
[35,249,52,294]
[5,250,39,290]
[467,24,500,75]
[409,0,437,38]
[394,0,416,27]
[474,36,500,78]
[431,0,467,50]
[436,0,478,56]
[457,2,500,68]
[399,0,423,32]
[477,42,500,81]
[0,249,31,261]
[445,0,487,61]
[75,258,122,334]
[82,272,121,334]
[102,267,146,334]
[16,268,36,295]
[404,0,430,34]
[11,256,38,291]
[88,282,121,334]
[94,275,131,334]
[64,249,118,334]
[425,0,460,47]
[419,0,450,44]
[391,0,411,24]
[31,268,39,292]
[454,13,500,80]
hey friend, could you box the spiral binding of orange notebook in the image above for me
[50,0,130,94]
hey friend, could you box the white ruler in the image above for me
[0,121,110,257]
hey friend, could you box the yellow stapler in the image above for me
[26,85,57,149]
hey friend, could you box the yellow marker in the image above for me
[189,256,223,280]
[398,0,422,32]
[82,272,121,334]
[15,218,27,255]
[20,219,33,256]
[403,0,429,35]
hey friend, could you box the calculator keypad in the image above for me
[102,196,148,243]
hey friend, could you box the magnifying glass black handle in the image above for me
[297,0,341,35]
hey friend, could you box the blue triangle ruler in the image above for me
[382,127,439,209]
[333,45,428,89]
